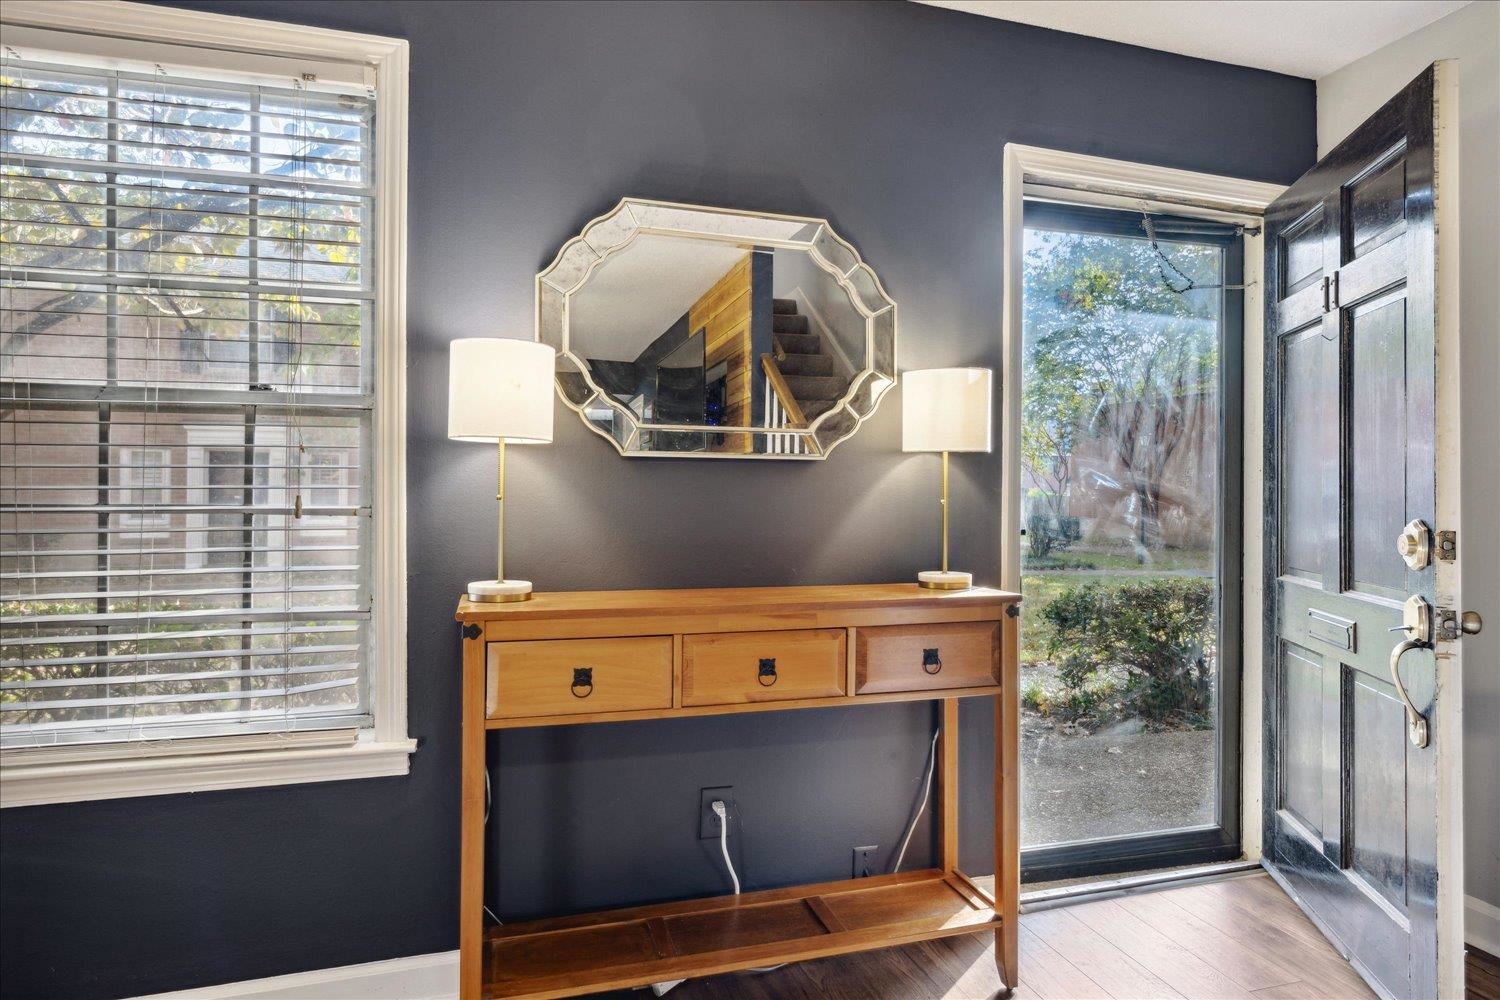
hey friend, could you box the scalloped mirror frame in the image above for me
[535,198,898,459]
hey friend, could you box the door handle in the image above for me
[1389,640,1430,748]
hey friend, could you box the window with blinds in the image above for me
[0,53,377,747]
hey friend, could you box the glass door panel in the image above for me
[1019,201,1241,878]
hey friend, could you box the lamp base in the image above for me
[918,570,973,591]
[467,579,533,603]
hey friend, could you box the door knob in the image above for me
[1396,519,1431,571]
[1461,611,1483,635]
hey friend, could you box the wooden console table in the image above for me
[456,583,1021,999]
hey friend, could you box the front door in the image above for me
[1264,63,1465,1000]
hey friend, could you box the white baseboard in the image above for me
[1471,895,1500,957]
[130,951,458,1000]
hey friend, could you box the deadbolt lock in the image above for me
[1396,519,1432,571]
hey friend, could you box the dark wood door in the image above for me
[1264,64,1458,1000]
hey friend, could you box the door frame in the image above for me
[1000,144,1284,876]
[1429,62,1465,1000]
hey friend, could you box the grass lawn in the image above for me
[1025,545,1214,573]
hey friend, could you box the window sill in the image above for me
[0,734,417,808]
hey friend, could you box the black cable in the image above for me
[1140,210,1249,293]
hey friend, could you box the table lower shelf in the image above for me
[485,869,1000,999]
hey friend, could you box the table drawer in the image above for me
[855,621,999,694]
[682,628,847,706]
[486,636,672,719]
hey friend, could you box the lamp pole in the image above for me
[940,449,950,574]
[495,438,506,584]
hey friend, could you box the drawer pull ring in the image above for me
[922,648,942,674]
[571,666,594,699]
[758,658,778,686]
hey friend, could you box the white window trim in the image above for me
[0,0,411,808]
[1000,144,1284,861]
[115,446,174,534]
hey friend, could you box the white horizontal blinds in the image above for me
[0,49,376,747]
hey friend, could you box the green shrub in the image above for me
[1021,681,1045,713]
[1060,672,1118,721]
[1056,653,1095,692]
[1026,509,1083,559]
[1040,578,1215,725]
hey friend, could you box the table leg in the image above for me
[995,613,1020,991]
[939,698,960,873]
[460,629,487,1000]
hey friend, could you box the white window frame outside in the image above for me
[115,445,174,534]
[305,448,353,511]
[301,447,357,538]
[0,0,411,807]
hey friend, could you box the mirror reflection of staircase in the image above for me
[771,297,849,422]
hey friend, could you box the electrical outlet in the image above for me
[699,786,734,839]
[852,845,879,878]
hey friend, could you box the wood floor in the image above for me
[1470,948,1500,1000]
[641,872,1381,999]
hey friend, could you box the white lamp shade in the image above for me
[902,367,992,453]
[447,338,556,443]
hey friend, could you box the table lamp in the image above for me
[448,338,555,602]
[902,367,993,590]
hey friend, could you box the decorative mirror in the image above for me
[537,199,897,458]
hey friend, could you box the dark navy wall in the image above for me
[0,2,1315,996]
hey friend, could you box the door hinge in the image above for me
[1437,529,1457,561]
[461,622,482,640]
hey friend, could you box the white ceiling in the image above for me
[913,0,1472,78]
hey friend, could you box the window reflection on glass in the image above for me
[1020,207,1226,851]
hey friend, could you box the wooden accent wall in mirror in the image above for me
[456,583,1021,999]
[537,199,898,459]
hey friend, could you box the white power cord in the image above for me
[708,800,783,976]
[892,728,941,873]
[711,799,741,894]
[483,771,501,926]
[656,729,940,999]
[654,799,744,996]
